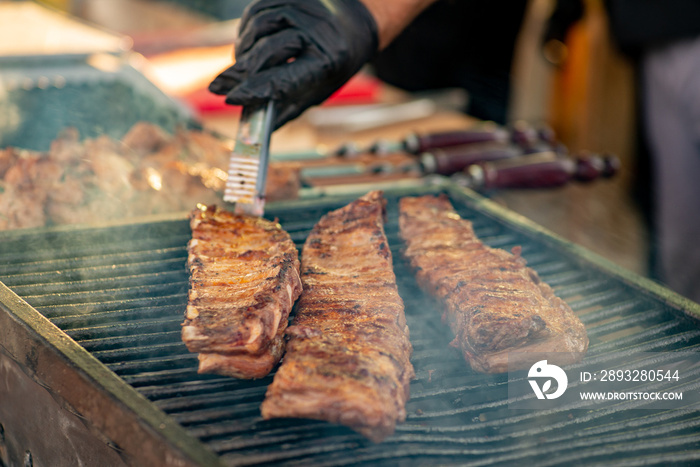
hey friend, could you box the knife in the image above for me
[402,122,554,154]
[298,144,526,183]
[453,152,620,190]
[329,123,556,158]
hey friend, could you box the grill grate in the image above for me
[2,186,700,466]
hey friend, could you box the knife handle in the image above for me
[420,144,521,175]
[469,153,619,189]
[403,128,510,154]
[574,151,620,181]
[402,122,554,154]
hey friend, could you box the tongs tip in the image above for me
[224,100,275,216]
[233,196,266,217]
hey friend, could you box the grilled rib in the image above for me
[260,191,414,442]
[398,194,588,373]
[181,204,302,378]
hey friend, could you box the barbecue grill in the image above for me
[1,182,700,466]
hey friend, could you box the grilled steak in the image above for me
[260,191,414,442]
[398,194,588,373]
[181,204,302,378]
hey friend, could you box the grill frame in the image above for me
[1,182,699,466]
[0,268,223,467]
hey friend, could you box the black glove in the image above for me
[209,0,379,129]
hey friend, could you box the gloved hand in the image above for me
[209,0,379,129]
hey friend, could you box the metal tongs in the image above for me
[224,100,275,216]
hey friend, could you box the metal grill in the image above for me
[2,185,700,466]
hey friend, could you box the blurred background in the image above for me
[1,0,689,298]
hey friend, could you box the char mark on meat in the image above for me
[181,204,302,379]
[260,191,414,442]
[398,194,588,373]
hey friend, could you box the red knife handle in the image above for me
[403,128,509,154]
[471,153,619,189]
[510,122,540,148]
[403,122,556,154]
[574,152,620,181]
[420,144,521,175]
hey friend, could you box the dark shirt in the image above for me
[605,0,700,56]
[370,0,529,124]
